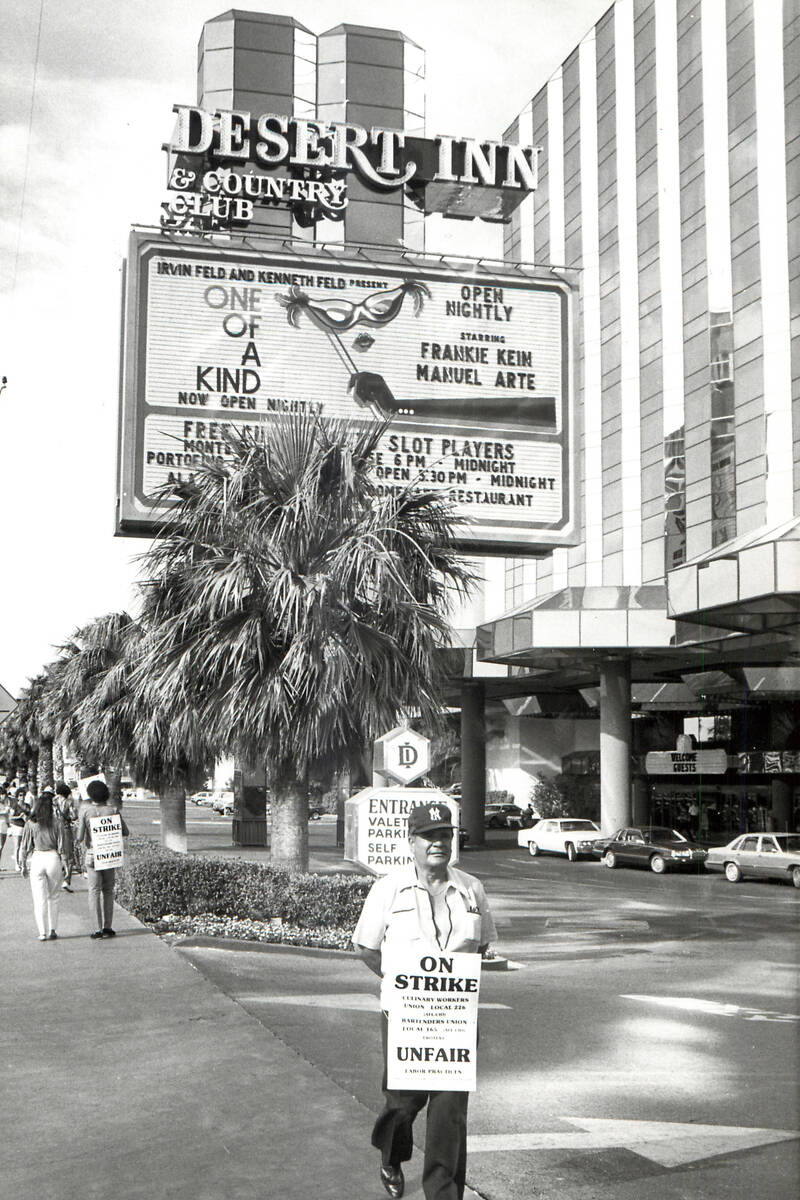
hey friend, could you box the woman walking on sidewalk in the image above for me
[53,783,77,892]
[8,787,30,872]
[0,785,11,869]
[19,792,68,942]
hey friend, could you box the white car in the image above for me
[517,817,605,861]
[705,832,800,887]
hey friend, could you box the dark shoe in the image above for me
[49,930,58,940]
[380,1165,404,1199]
[62,884,73,892]
[102,927,116,937]
[90,930,104,939]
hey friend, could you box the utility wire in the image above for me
[11,0,45,293]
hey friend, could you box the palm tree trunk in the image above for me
[270,776,308,872]
[160,785,187,853]
[38,739,54,791]
[104,766,122,807]
[53,740,64,782]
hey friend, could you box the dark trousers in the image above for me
[372,1017,469,1200]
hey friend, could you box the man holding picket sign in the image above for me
[75,780,129,940]
[353,801,497,1200]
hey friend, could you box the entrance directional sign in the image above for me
[344,787,460,874]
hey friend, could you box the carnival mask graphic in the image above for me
[276,279,430,416]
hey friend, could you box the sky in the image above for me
[0,0,609,698]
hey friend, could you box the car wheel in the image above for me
[566,842,577,862]
[603,850,617,869]
[528,841,539,857]
[791,866,800,889]
[650,854,667,874]
[724,860,742,883]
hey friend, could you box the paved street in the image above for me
[125,799,800,1199]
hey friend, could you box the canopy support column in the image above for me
[599,658,632,834]
[460,682,486,847]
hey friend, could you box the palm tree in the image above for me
[136,413,473,872]
[49,614,136,807]
[50,612,212,851]
[0,701,36,782]
[87,616,214,852]
[11,677,49,789]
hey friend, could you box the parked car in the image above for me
[705,832,800,887]
[592,826,707,873]
[484,802,524,829]
[308,806,324,820]
[211,790,235,815]
[190,790,213,806]
[517,817,604,861]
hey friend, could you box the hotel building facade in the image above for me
[475,0,799,839]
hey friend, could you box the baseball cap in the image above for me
[408,802,454,837]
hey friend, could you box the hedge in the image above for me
[115,836,373,933]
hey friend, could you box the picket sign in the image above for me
[89,813,124,870]
[384,950,481,1092]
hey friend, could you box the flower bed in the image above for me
[152,913,355,949]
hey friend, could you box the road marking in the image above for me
[622,994,800,1022]
[468,1118,800,1167]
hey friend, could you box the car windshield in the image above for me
[647,827,686,842]
[775,835,800,851]
[561,820,597,831]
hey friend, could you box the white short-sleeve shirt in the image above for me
[353,863,497,1009]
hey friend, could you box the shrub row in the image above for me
[115,836,373,932]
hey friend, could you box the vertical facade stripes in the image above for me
[634,0,665,585]
[654,0,686,578]
[788,2,800,511]
[614,0,644,584]
[502,0,796,605]
[676,1,711,562]
[547,71,571,591]
[727,0,765,534]
[579,31,604,585]
[753,1,793,524]
[563,48,588,586]
[596,8,626,583]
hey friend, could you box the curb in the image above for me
[168,933,354,959]
[167,932,512,968]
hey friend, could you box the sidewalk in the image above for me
[0,863,477,1200]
